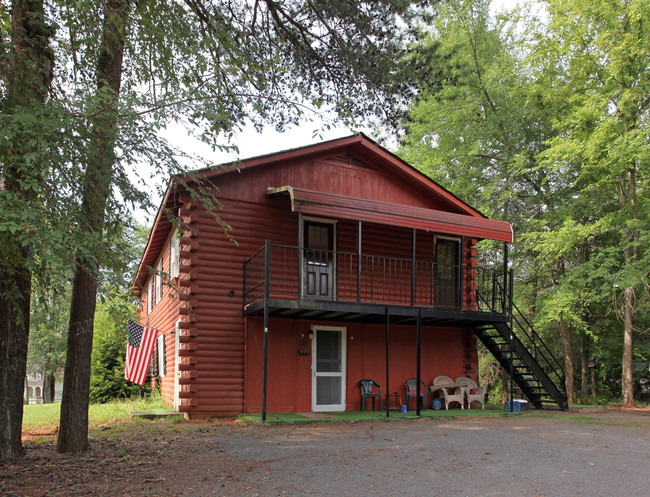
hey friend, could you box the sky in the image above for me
[167,0,525,165]
[140,0,525,224]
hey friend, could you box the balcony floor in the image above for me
[243,298,509,327]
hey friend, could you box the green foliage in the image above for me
[27,282,69,381]
[398,0,650,403]
[89,296,149,404]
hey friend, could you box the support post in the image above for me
[411,229,416,306]
[503,242,509,313]
[385,308,390,418]
[298,213,303,299]
[357,221,362,303]
[508,268,515,412]
[416,309,422,416]
[262,240,270,421]
[459,236,465,309]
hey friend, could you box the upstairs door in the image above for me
[311,326,347,412]
[435,238,460,307]
[302,220,335,300]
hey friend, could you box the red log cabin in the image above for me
[133,134,567,418]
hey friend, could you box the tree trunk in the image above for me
[559,316,575,404]
[619,158,638,406]
[621,285,635,406]
[0,0,53,462]
[57,0,130,454]
[43,374,56,403]
[580,333,589,400]
[500,366,509,404]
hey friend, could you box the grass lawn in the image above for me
[22,396,176,433]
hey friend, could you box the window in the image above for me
[155,259,163,304]
[169,231,180,278]
[157,335,166,377]
[147,277,153,314]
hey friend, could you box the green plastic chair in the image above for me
[358,379,383,411]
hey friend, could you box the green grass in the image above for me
[22,396,171,432]
[239,407,507,424]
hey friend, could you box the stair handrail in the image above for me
[509,300,566,394]
[491,275,566,396]
[474,270,507,314]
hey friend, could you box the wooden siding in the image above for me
[137,141,489,417]
[244,316,475,413]
[137,228,186,409]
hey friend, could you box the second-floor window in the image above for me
[169,231,180,278]
[155,259,163,304]
[147,277,153,314]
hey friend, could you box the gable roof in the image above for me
[133,133,512,292]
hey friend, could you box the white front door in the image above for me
[311,326,347,412]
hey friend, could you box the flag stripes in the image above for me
[125,320,159,385]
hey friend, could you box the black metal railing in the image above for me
[509,297,567,396]
[243,243,509,315]
[477,274,566,397]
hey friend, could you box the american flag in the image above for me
[125,320,158,385]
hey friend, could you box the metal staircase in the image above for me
[476,273,569,410]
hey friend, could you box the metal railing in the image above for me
[475,273,566,397]
[243,243,509,315]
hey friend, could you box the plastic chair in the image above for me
[405,378,428,410]
[455,376,486,409]
[358,379,383,411]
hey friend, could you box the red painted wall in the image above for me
[244,316,472,413]
[139,148,481,417]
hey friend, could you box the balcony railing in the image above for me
[243,242,509,315]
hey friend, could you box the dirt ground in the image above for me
[2,408,649,497]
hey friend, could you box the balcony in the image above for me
[243,242,511,326]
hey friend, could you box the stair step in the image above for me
[475,323,568,411]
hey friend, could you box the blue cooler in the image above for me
[505,399,529,412]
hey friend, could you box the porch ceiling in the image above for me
[244,299,509,327]
[267,186,514,243]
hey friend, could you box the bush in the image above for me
[90,298,150,403]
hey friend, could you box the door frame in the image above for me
[434,236,461,307]
[311,325,347,412]
[301,216,337,299]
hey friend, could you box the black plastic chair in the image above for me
[358,379,383,411]
[405,378,428,410]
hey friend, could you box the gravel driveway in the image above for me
[4,409,649,496]
[156,410,649,497]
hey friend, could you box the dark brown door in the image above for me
[303,221,334,299]
[435,238,460,307]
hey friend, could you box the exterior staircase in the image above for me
[474,320,568,410]
[475,274,569,411]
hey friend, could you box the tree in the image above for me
[2,0,441,457]
[27,281,70,403]
[397,0,573,397]
[90,295,148,404]
[0,0,56,461]
[533,0,650,406]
